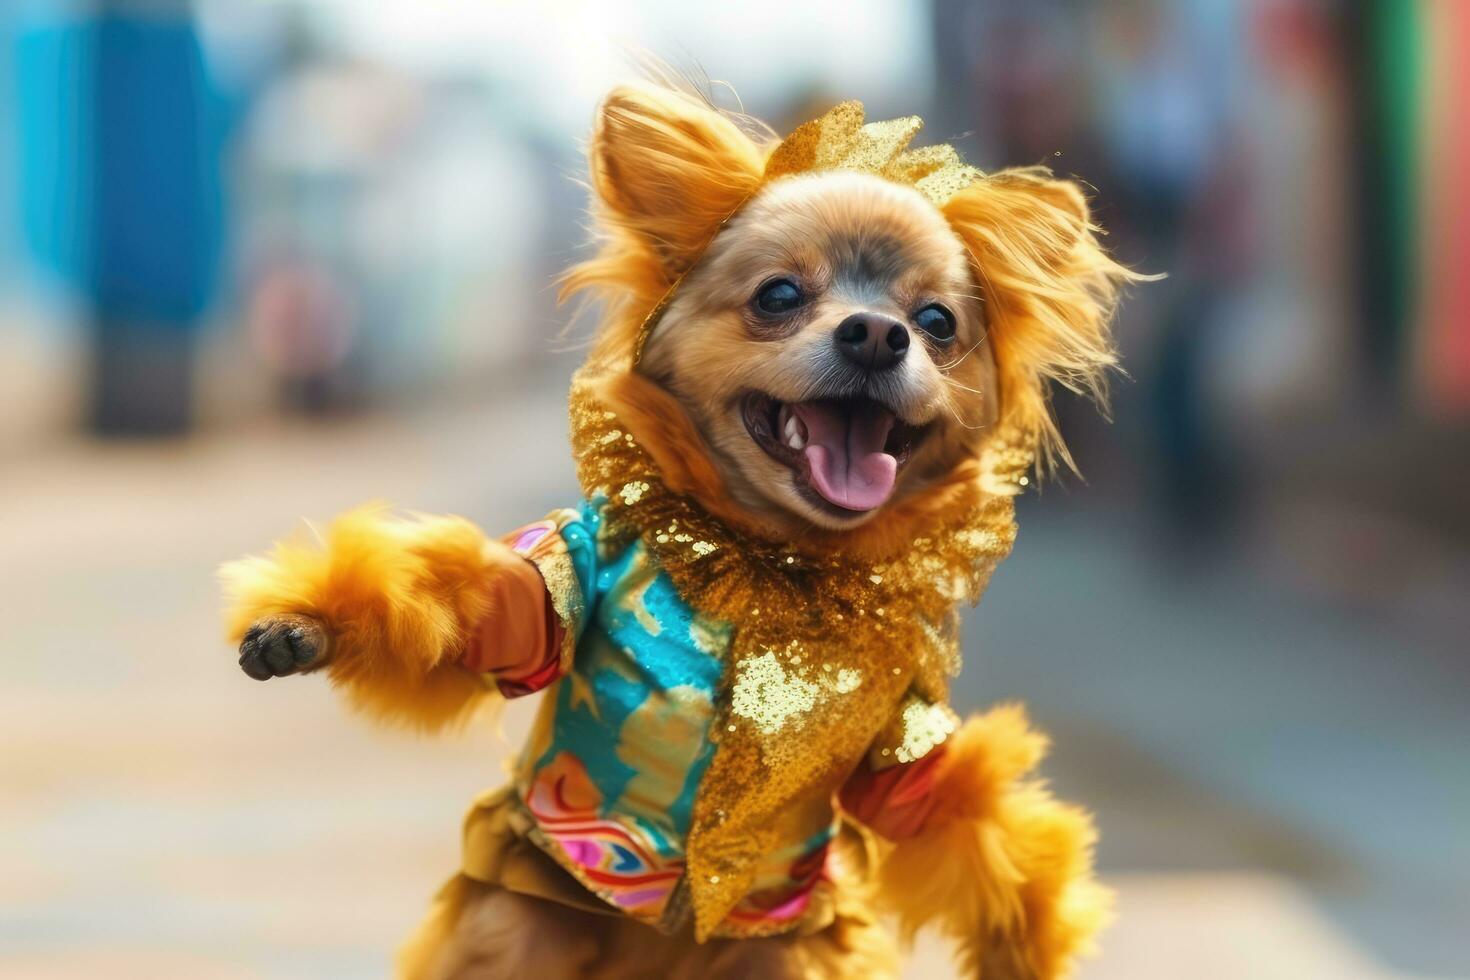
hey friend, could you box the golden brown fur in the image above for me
[943,174,1141,471]
[221,82,1137,978]
[560,86,766,373]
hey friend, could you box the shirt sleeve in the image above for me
[838,688,959,839]
[459,504,601,698]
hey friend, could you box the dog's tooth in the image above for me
[783,415,808,451]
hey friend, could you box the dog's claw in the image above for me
[237,615,327,681]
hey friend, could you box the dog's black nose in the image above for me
[833,314,909,371]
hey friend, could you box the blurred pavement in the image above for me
[1,365,1462,979]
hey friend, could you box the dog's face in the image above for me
[639,173,996,531]
[573,86,1131,537]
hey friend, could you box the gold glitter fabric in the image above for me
[510,508,586,677]
[762,101,983,206]
[633,100,984,366]
[868,693,962,769]
[568,369,1023,938]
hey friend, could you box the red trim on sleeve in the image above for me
[494,599,566,697]
[838,746,945,840]
[459,554,567,698]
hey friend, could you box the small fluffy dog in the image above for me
[223,85,1140,979]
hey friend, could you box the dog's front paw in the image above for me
[238,615,329,681]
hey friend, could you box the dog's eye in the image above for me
[754,279,804,315]
[914,304,956,342]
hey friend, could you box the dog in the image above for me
[222,84,1140,979]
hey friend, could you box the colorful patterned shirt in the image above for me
[462,500,946,937]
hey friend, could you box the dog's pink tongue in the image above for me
[793,402,898,511]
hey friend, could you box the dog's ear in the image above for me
[944,169,1145,470]
[587,85,765,282]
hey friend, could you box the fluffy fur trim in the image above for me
[878,705,1112,979]
[219,505,507,732]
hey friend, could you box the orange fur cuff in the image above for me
[877,705,1113,979]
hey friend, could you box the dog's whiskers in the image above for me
[936,332,989,371]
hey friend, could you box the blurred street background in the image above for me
[1,1,1467,977]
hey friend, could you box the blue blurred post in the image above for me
[86,2,222,435]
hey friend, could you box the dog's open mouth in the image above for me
[741,392,922,514]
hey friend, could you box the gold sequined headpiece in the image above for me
[631,100,984,365]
